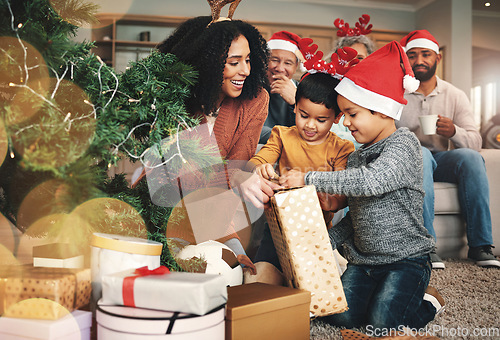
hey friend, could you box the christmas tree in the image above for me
[0,0,211,270]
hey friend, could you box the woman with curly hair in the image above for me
[158,16,268,119]
[155,16,281,275]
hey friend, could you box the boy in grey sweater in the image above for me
[282,41,443,330]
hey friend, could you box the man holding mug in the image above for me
[396,30,499,269]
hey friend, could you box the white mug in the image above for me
[419,115,439,135]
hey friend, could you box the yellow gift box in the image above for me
[0,265,91,320]
[265,185,348,317]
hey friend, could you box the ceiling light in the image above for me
[485,2,491,6]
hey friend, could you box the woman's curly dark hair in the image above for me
[157,16,269,115]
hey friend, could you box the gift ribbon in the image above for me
[122,266,170,307]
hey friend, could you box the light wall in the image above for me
[86,0,415,30]
[75,0,415,44]
[75,0,500,116]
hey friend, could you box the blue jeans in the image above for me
[321,256,435,329]
[421,147,493,247]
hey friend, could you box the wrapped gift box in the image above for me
[100,269,227,315]
[265,185,348,317]
[33,243,84,269]
[91,233,162,305]
[0,310,91,339]
[226,282,310,340]
[96,302,225,339]
[0,265,91,320]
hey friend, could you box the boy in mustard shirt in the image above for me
[249,72,354,223]
[245,68,355,284]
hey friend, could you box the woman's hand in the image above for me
[231,170,283,209]
[279,169,306,188]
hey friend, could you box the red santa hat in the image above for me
[267,31,301,54]
[400,29,439,54]
[335,40,420,120]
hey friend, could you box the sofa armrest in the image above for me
[480,149,500,254]
[480,149,500,202]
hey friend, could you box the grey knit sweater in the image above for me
[304,127,434,265]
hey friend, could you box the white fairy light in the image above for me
[4,0,191,173]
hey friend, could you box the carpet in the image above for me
[310,260,500,339]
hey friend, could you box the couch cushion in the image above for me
[434,182,461,214]
[434,214,467,259]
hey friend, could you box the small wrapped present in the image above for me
[265,185,348,317]
[0,265,91,320]
[33,243,84,269]
[100,266,227,315]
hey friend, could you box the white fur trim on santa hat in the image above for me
[336,77,404,120]
[267,40,299,53]
[404,38,439,54]
[403,74,420,93]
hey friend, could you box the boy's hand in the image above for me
[255,163,279,181]
[232,170,282,209]
[279,169,306,187]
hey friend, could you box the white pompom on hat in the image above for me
[400,29,440,54]
[267,31,301,54]
[335,40,419,120]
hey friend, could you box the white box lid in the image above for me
[0,310,91,339]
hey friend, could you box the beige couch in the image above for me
[434,148,500,258]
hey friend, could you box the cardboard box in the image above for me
[0,310,91,339]
[265,185,348,317]
[33,243,84,269]
[100,269,227,315]
[0,265,91,319]
[96,302,225,339]
[226,283,310,340]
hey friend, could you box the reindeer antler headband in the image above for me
[207,0,242,26]
[298,38,359,79]
[334,14,373,37]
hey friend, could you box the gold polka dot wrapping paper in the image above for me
[0,265,91,320]
[265,185,348,317]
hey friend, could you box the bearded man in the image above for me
[396,30,499,269]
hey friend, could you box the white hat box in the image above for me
[96,303,225,339]
[91,233,163,304]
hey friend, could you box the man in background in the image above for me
[397,29,500,269]
[259,31,301,144]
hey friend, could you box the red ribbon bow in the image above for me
[122,266,170,307]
